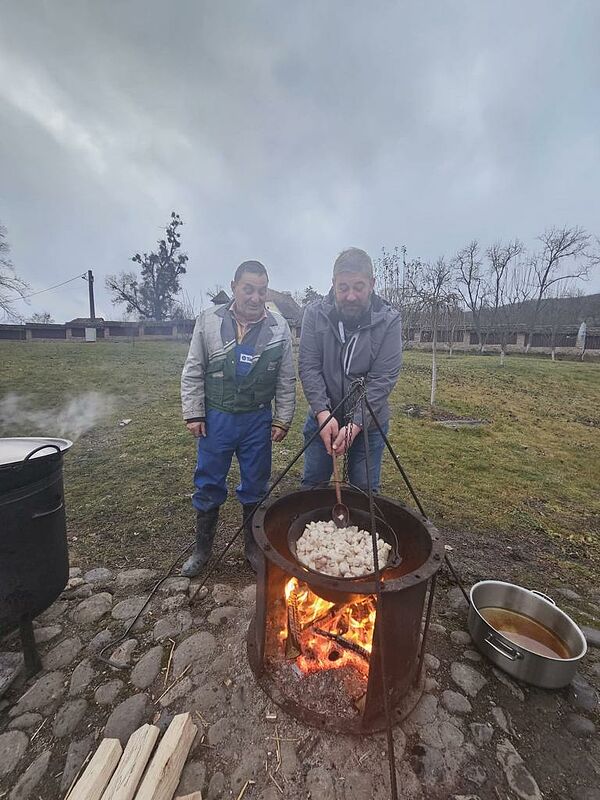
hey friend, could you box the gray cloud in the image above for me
[1,0,599,321]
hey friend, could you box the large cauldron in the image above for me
[0,438,72,674]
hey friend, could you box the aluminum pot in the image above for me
[468,580,587,689]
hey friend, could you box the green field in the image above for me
[1,340,599,595]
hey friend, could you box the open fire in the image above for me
[280,577,376,675]
[248,488,444,732]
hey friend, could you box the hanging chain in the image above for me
[340,379,365,484]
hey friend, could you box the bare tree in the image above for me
[172,289,200,320]
[485,239,525,365]
[410,258,459,406]
[453,241,488,351]
[526,226,599,350]
[375,246,423,346]
[445,299,465,357]
[543,285,586,362]
[495,260,534,365]
[29,311,54,324]
[375,246,404,308]
[0,223,29,320]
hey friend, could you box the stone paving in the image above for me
[0,566,598,800]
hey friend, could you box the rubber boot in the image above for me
[242,504,261,573]
[180,507,219,577]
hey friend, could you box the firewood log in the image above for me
[134,713,197,800]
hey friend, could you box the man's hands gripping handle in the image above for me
[316,410,361,457]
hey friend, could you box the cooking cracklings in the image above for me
[296,519,392,577]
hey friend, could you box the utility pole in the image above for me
[87,269,96,320]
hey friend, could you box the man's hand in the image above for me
[271,426,287,442]
[316,410,339,456]
[332,423,362,456]
[186,421,206,437]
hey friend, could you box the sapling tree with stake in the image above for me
[409,258,459,407]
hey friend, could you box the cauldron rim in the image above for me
[0,437,73,468]
[253,487,444,596]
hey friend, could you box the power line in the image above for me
[12,272,87,301]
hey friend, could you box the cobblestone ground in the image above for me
[1,566,599,800]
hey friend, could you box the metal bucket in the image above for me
[468,580,587,689]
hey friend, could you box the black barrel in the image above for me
[0,438,72,634]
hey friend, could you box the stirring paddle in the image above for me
[331,454,350,527]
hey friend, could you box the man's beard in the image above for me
[337,301,368,323]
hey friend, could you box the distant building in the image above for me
[208,287,302,336]
[210,290,230,305]
[266,289,302,337]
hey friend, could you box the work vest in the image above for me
[204,336,284,414]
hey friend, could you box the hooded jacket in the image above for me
[298,291,402,429]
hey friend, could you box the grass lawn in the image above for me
[1,340,599,597]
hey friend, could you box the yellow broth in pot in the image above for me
[479,607,571,659]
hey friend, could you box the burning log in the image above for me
[284,587,302,660]
[299,603,344,631]
[313,627,370,661]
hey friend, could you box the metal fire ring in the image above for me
[252,487,444,596]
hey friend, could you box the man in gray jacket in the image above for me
[299,247,402,492]
[181,260,296,575]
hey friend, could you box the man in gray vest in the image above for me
[181,260,296,575]
[299,247,402,492]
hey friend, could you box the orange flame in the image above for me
[281,577,377,675]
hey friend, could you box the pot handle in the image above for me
[529,590,556,606]
[23,444,62,462]
[484,633,523,661]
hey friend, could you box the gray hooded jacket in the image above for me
[298,291,402,428]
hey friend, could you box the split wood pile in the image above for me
[65,712,198,800]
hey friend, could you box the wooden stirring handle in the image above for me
[332,454,343,505]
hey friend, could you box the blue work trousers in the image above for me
[301,412,388,493]
[192,407,272,512]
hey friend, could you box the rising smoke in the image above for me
[0,391,116,441]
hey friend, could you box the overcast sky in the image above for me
[1,0,599,322]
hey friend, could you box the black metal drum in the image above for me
[0,438,72,673]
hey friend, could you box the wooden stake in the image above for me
[100,724,160,800]
[67,739,122,800]
[135,713,197,800]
